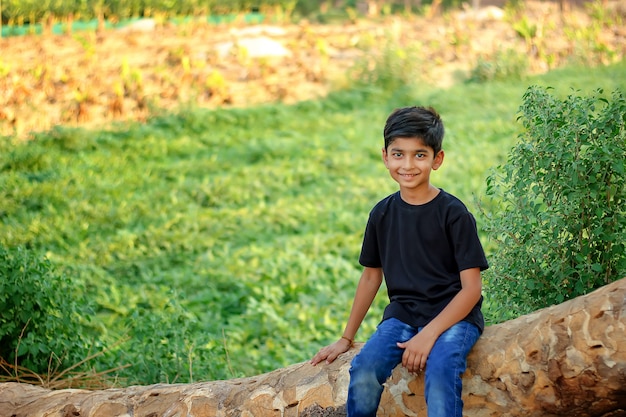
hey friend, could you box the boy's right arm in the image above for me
[310,266,383,366]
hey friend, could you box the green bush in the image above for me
[109,297,205,384]
[348,32,424,94]
[484,86,626,319]
[468,48,529,83]
[0,246,91,374]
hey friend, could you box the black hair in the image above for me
[383,106,444,155]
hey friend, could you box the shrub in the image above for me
[96,292,214,385]
[468,48,529,83]
[484,86,626,319]
[0,246,91,375]
[348,32,424,94]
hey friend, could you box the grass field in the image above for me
[1,59,625,385]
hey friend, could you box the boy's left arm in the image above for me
[396,267,482,374]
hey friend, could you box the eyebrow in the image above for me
[389,147,431,153]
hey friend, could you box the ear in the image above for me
[381,147,389,168]
[432,150,444,170]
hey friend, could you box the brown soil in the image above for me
[0,1,624,138]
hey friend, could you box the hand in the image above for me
[310,338,352,366]
[396,330,436,374]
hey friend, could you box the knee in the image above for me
[349,357,381,385]
[349,352,392,386]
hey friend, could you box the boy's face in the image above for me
[382,137,444,192]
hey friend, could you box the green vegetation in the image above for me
[1,57,625,386]
[0,0,456,27]
[0,247,90,374]
[484,86,626,320]
[1,0,273,24]
[468,48,529,83]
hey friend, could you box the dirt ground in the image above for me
[0,1,624,138]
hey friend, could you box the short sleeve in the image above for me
[359,212,382,268]
[448,210,489,272]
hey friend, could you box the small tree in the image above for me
[484,86,626,319]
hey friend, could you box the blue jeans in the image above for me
[347,318,480,417]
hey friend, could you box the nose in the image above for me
[403,156,416,170]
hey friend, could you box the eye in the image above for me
[392,152,403,158]
[415,153,426,158]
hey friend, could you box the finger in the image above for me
[312,355,326,366]
[402,351,412,369]
[407,354,421,373]
[416,357,423,373]
[310,350,327,365]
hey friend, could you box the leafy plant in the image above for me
[468,48,529,83]
[348,30,424,93]
[586,0,624,28]
[0,246,91,375]
[483,86,626,318]
[112,295,202,384]
[512,16,537,46]
[564,24,618,67]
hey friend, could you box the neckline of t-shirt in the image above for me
[394,188,445,208]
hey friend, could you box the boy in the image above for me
[310,106,488,417]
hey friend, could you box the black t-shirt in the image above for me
[359,190,489,333]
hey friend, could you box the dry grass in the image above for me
[0,338,130,390]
